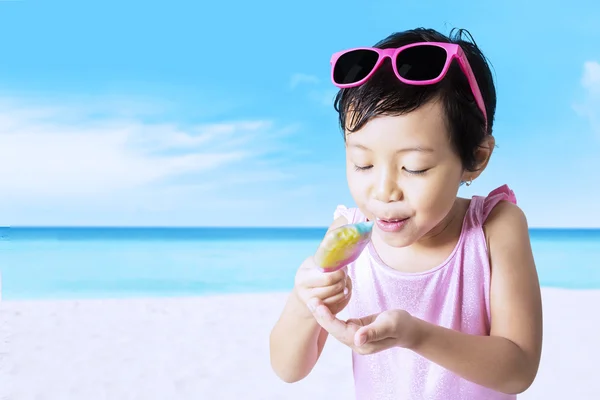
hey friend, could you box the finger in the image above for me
[311,280,347,300]
[322,293,344,305]
[308,298,353,344]
[354,319,394,346]
[322,275,352,305]
[354,337,398,355]
[304,265,347,288]
[322,288,349,306]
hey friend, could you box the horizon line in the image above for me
[1,225,600,230]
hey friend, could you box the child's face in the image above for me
[345,100,469,248]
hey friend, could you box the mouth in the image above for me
[376,217,408,222]
[373,216,410,232]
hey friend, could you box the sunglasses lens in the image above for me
[333,49,379,85]
[395,45,447,81]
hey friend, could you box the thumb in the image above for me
[307,297,324,313]
[354,320,388,346]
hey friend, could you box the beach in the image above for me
[1,287,598,399]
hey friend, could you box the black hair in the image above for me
[334,28,497,172]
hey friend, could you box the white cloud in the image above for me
[0,96,345,226]
[290,73,319,89]
[0,97,289,200]
[582,61,600,95]
[574,61,600,136]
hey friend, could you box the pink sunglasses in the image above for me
[330,42,488,129]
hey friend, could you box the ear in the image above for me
[461,135,495,182]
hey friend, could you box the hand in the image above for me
[294,256,352,317]
[308,298,420,355]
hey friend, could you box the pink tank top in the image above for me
[333,185,517,400]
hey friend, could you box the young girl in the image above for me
[269,27,543,399]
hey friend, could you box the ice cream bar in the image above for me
[314,220,374,273]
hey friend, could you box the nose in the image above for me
[372,167,402,203]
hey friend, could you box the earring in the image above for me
[465,179,473,186]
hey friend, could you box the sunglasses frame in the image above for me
[330,42,488,130]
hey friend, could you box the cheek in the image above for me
[346,170,363,197]
[346,169,370,205]
[410,174,460,218]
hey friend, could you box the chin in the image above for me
[374,228,416,248]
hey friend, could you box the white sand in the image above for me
[0,288,598,399]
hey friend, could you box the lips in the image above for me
[377,217,407,222]
[374,216,410,232]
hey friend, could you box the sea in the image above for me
[1,227,599,300]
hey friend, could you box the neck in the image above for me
[416,198,468,250]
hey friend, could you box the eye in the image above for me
[354,165,373,171]
[403,167,429,175]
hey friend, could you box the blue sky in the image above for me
[0,0,598,227]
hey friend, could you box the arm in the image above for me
[269,215,348,383]
[407,201,543,394]
[269,287,330,383]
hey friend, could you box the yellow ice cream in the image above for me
[315,221,374,272]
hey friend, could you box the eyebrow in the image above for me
[348,143,435,153]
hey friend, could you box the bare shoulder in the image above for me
[483,200,529,247]
[482,199,536,285]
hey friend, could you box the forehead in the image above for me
[345,100,450,151]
